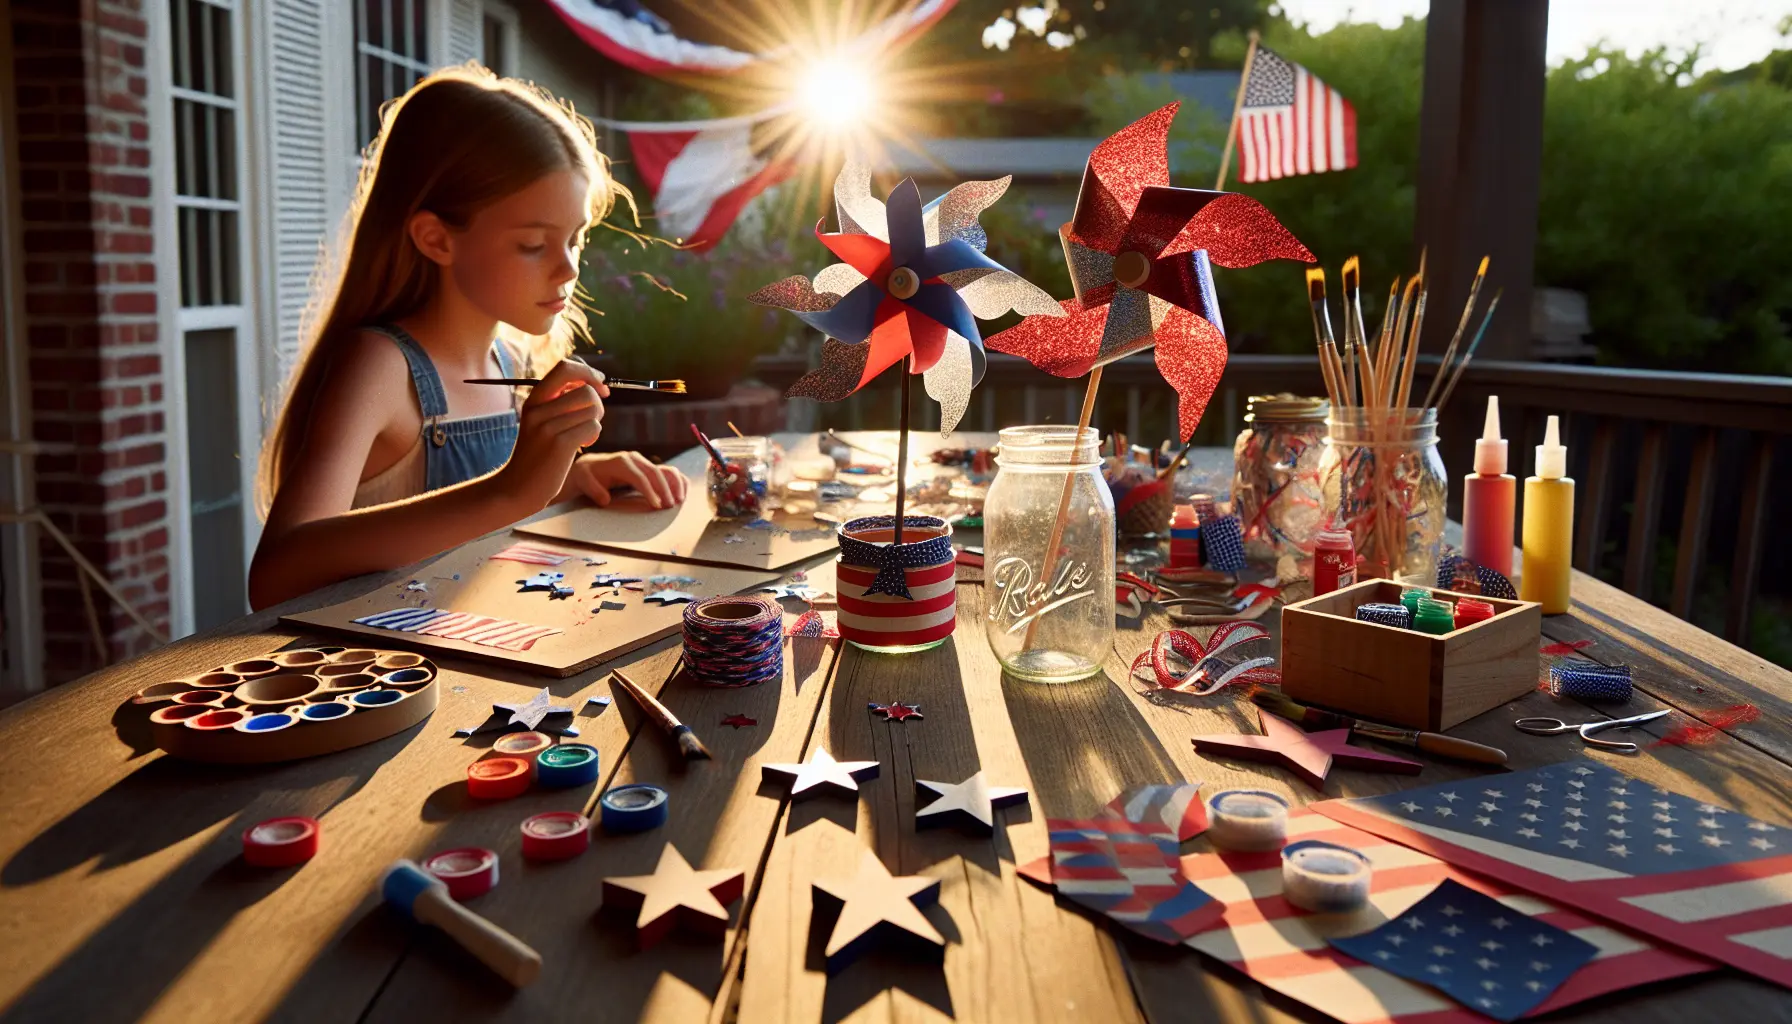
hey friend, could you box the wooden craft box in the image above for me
[1280,578,1541,731]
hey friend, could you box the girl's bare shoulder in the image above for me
[321,328,419,406]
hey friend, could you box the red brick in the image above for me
[107,291,155,315]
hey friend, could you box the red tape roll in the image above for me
[242,816,320,867]
[466,756,532,800]
[425,847,500,900]
[519,811,592,861]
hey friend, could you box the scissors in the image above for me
[1513,709,1672,754]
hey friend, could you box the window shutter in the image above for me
[267,0,332,379]
[445,0,483,66]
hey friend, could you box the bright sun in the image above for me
[795,56,876,130]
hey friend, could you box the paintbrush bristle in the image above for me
[1305,267,1326,302]
[1341,255,1360,292]
[656,380,687,393]
[676,727,711,760]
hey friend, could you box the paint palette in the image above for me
[132,645,439,764]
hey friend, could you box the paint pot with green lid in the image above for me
[1414,598,1456,634]
[535,743,600,789]
[1400,588,1428,617]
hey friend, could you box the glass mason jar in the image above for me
[983,426,1115,683]
[1231,394,1330,563]
[1317,409,1447,584]
[707,436,770,519]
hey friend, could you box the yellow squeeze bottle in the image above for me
[1519,415,1574,614]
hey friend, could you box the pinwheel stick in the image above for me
[1022,365,1104,651]
[894,357,913,545]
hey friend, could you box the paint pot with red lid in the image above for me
[1312,530,1357,596]
[1454,598,1496,629]
[466,756,532,800]
[519,811,591,861]
[425,847,499,900]
[242,816,320,867]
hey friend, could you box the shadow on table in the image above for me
[999,667,1188,816]
[0,726,412,1024]
[811,894,957,1024]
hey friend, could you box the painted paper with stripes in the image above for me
[1180,807,1714,1023]
[835,559,957,647]
[489,542,575,566]
[1238,46,1357,184]
[1316,762,1792,988]
[352,607,563,653]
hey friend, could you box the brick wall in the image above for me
[12,0,171,681]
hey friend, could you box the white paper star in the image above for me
[1481,980,1501,991]
[1440,791,1461,802]
[1425,964,1450,975]
[1699,817,1722,830]
[1518,827,1540,839]
[1483,789,1504,798]
[1564,807,1584,818]
[1403,917,1426,931]
[1524,798,1543,808]
[1568,779,1585,789]
[1747,821,1776,832]
[1475,957,1499,970]
[1527,783,1545,792]
[1657,843,1680,855]
[1490,916,1512,930]
[1750,837,1775,850]
[1560,838,1582,849]
[1430,944,1454,956]
[1702,834,1730,847]
[1563,821,1584,832]
[761,748,881,800]
[1531,933,1554,947]
[1481,940,1503,952]
[1444,924,1464,937]
[1474,816,1493,827]
[1435,806,1455,817]
[913,771,1029,834]
[1400,801,1422,813]
[1387,933,1408,947]
[1480,802,1501,812]
[1609,814,1629,824]
[1654,811,1676,822]
[1566,791,1585,801]
[1520,813,1540,823]
[1526,979,1545,992]
[1610,800,1629,810]
[1655,827,1678,838]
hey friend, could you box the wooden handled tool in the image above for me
[611,669,710,760]
[382,859,542,987]
[1252,690,1508,766]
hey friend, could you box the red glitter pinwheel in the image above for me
[988,103,1315,440]
[748,161,1061,433]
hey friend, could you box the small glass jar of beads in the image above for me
[1231,394,1329,563]
[707,436,771,519]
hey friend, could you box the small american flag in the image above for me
[835,560,957,648]
[1238,46,1357,184]
[1180,808,1713,1023]
[1317,762,1792,989]
[489,542,574,566]
[353,607,563,652]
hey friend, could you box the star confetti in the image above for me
[1330,879,1597,1022]
[643,590,698,606]
[915,771,1028,834]
[589,600,627,613]
[869,701,924,722]
[761,583,828,602]
[591,573,643,589]
[517,571,573,598]
[1191,710,1421,790]
[786,609,840,639]
[404,579,427,593]
[721,714,758,729]
[649,574,699,586]
[455,686,578,737]
[812,850,946,974]
[761,748,880,801]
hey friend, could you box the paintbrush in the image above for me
[1305,268,1344,409]
[1341,257,1364,405]
[688,423,729,470]
[1421,255,1490,410]
[610,669,711,760]
[1433,289,1503,413]
[1251,690,1508,766]
[465,376,686,393]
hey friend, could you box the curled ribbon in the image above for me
[836,515,955,600]
[1129,623,1279,694]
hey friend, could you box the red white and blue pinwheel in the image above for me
[748,160,1061,433]
[987,103,1315,441]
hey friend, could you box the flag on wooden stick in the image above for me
[1237,45,1357,183]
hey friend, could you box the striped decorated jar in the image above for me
[835,515,956,654]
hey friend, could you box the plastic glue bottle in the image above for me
[1520,415,1574,614]
[1461,396,1515,576]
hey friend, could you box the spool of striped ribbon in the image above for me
[682,596,784,687]
[835,516,957,651]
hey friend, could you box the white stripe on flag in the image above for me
[1733,924,1792,958]
[1622,873,1792,923]
[1330,88,1347,170]
[1281,109,1295,178]
[1311,74,1329,173]
[1293,68,1309,175]
[838,603,957,633]
[1265,109,1281,180]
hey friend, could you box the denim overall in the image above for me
[376,325,520,492]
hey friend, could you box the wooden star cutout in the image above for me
[721,713,758,729]
[455,687,577,737]
[601,844,744,948]
[761,747,880,801]
[812,850,945,974]
[1191,710,1423,790]
[869,701,923,722]
[915,771,1029,834]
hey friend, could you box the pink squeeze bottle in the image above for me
[1461,396,1516,576]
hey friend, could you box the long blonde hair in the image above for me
[257,64,630,514]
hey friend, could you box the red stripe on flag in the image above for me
[1344,99,1358,167]
[836,561,957,588]
[838,619,956,647]
[836,589,957,617]
[1583,853,1792,898]
[625,130,702,193]
[681,158,794,252]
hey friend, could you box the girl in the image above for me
[249,67,685,610]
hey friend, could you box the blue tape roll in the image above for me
[1548,663,1632,702]
[1355,602,1413,630]
[534,744,600,788]
[600,783,669,832]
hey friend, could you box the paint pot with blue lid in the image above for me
[600,784,669,832]
[380,667,434,690]
[349,689,404,709]
[235,710,299,734]
[535,744,599,789]
[299,701,354,722]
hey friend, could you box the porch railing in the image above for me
[753,352,1792,649]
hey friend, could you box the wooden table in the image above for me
[3,433,1789,1024]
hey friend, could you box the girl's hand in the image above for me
[496,359,608,512]
[566,451,688,510]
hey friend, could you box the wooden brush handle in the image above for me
[413,886,542,986]
[1415,732,1508,766]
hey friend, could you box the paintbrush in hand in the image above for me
[610,669,710,761]
[465,376,686,393]
[1251,689,1508,766]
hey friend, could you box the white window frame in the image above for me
[477,1,520,77]
[149,0,264,637]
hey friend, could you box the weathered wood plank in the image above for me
[1669,427,1718,620]
[1574,419,1616,573]
[1727,434,1775,646]
[1622,425,1666,599]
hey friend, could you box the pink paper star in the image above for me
[1191,711,1422,790]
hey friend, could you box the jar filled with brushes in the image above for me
[706,436,770,519]
[984,425,1115,683]
[1230,394,1329,564]
[1317,408,1447,583]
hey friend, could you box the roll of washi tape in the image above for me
[236,710,299,734]
[242,816,320,867]
[467,756,532,800]
[1548,663,1632,702]
[600,783,669,832]
[520,811,591,861]
[492,730,554,764]
[299,701,353,722]
[535,744,600,789]
[682,596,784,688]
[835,515,957,652]
[425,847,500,900]
[1201,514,1247,573]
[1281,840,1372,913]
[1354,602,1413,630]
[1207,790,1291,851]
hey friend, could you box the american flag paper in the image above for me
[1179,808,1712,1023]
[352,607,563,653]
[1317,761,1792,989]
[488,542,574,566]
[1238,46,1357,184]
[1328,879,1597,1022]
